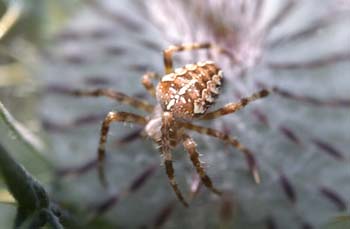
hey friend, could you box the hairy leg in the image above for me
[160,112,189,207]
[56,87,154,113]
[163,42,236,74]
[201,89,270,120]
[180,122,260,184]
[97,111,147,187]
[163,159,189,207]
[182,134,222,195]
[142,72,159,98]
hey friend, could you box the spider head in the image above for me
[156,61,223,120]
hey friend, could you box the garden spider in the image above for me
[69,42,270,207]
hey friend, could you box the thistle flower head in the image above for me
[147,0,268,70]
[38,0,350,228]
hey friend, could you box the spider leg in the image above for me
[141,72,159,98]
[97,111,147,187]
[57,87,154,113]
[201,89,270,120]
[163,157,189,208]
[163,42,236,74]
[180,122,260,184]
[182,134,222,196]
[160,112,189,207]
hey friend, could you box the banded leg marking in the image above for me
[160,112,188,207]
[97,111,147,187]
[142,72,159,98]
[163,42,236,74]
[183,134,222,196]
[180,122,260,184]
[70,88,154,112]
[201,89,270,120]
[164,159,189,207]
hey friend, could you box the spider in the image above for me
[69,42,270,207]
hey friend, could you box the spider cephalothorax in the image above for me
[69,42,270,207]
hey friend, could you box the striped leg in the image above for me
[183,134,222,196]
[141,72,159,97]
[160,112,189,207]
[180,122,260,184]
[163,42,235,74]
[164,158,189,208]
[201,89,270,120]
[67,88,154,113]
[97,111,147,187]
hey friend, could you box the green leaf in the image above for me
[0,102,63,228]
[0,144,40,210]
[0,101,51,180]
[0,141,64,228]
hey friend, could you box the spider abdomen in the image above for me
[156,61,223,119]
